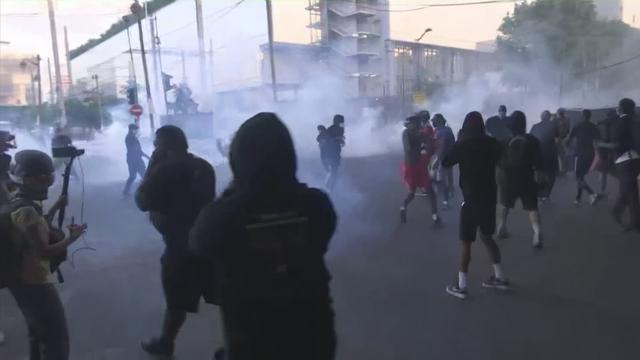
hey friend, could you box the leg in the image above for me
[497,205,510,239]
[123,161,137,196]
[612,162,632,228]
[425,185,440,223]
[447,202,474,299]
[529,211,543,248]
[629,160,640,229]
[600,171,608,194]
[161,308,187,343]
[459,241,472,274]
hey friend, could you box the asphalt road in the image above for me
[1,152,639,360]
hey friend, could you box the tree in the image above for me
[496,0,639,98]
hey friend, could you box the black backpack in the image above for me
[506,135,529,168]
[0,198,38,289]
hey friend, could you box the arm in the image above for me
[17,207,86,258]
[442,142,461,168]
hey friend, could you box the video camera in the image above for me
[52,146,85,159]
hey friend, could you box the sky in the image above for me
[2,0,640,86]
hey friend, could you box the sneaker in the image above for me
[432,214,443,228]
[400,208,407,224]
[533,232,544,249]
[141,337,174,357]
[482,276,511,291]
[446,284,468,299]
[442,201,450,210]
[539,197,548,204]
[574,200,582,207]
[589,194,600,206]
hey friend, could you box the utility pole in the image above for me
[209,38,215,92]
[150,16,161,103]
[265,0,278,102]
[92,74,103,129]
[131,0,155,131]
[36,55,42,116]
[47,0,66,124]
[123,16,139,100]
[47,58,54,104]
[181,50,187,81]
[64,26,73,93]
[195,0,207,94]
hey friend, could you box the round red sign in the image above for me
[129,104,143,117]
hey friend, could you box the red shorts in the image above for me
[402,155,431,192]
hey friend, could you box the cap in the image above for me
[10,150,54,182]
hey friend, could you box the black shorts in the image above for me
[161,253,202,313]
[460,201,496,242]
[499,176,538,211]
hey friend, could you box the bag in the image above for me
[0,199,36,288]
[506,135,528,168]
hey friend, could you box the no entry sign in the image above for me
[129,104,143,117]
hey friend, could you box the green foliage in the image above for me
[70,0,176,60]
[496,0,639,91]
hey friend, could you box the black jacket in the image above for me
[136,153,215,254]
[190,113,336,360]
[530,120,558,172]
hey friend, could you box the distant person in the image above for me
[316,125,333,175]
[442,111,509,300]
[136,125,216,357]
[123,124,149,196]
[190,113,337,360]
[324,115,345,189]
[400,115,441,226]
[611,98,640,231]
[431,113,456,208]
[2,150,87,360]
[497,111,544,249]
[530,110,558,202]
[554,108,572,175]
[596,109,617,194]
[485,105,512,143]
[567,109,601,206]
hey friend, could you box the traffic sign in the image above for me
[129,104,143,117]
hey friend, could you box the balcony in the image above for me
[327,2,377,18]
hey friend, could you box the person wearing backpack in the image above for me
[1,150,87,360]
[530,110,559,203]
[190,113,337,360]
[442,112,510,300]
[497,111,545,249]
[135,125,216,357]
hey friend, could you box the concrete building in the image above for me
[594,0,623,20]
[0,54,38,106]
[307,0,391,97]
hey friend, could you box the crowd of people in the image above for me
[397,98,640,299]
[0,96,639,359]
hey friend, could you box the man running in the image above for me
[431,113,456,208]
[443,111,509,299]
[497,111,545,249]
[400,115,440,226]
[123,123,149,196]
[567,109,601,206]
[530,110,559,202]
[324,115,345,189]
[555,108,572,175]
[596,109,617,194]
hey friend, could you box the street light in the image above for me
[415,28,433,42]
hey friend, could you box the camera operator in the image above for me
[135,125,215,357]
[2,150,87,360]
[190,113,337,360]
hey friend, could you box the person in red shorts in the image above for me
[400,114,441,226]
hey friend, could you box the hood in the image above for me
[229,112,297,192]
[461,111,485,138]
[509,111,527,135]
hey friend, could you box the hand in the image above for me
[68,223,88,242]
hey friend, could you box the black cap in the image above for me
[10,150,54,181]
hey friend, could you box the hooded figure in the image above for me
[442,112,509,299]
[190,113,337,360]
[530,110,559,200]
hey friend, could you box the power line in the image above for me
[577,52,640,76]
[334,0,518,13]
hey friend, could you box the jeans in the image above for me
[123,158,146,195]
[9,283,69,360]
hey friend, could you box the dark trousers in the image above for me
[9,284,69,360]
[613,159,640,229]
[123,158,146,195]
[539,171,556,199]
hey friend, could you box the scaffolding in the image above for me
[306,0,323,44]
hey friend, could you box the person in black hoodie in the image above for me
[497,111,544,249]
[324,115,345,189]
[135,125,216,357]
[530,110,558,202]
[190,113,337,360]
[567,109,601,206]
[611,98,640,231]
[442,111,509,300]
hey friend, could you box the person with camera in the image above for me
[123,123,149,196]
[135,125,215,357]
[190,113,337,360]
[496,111,545,249]
[1,150,87,360]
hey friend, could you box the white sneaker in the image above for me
[589,194,600,206]
[533,232,544,249]
[574,200,583,207]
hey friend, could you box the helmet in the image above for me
[10,150,54,183]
